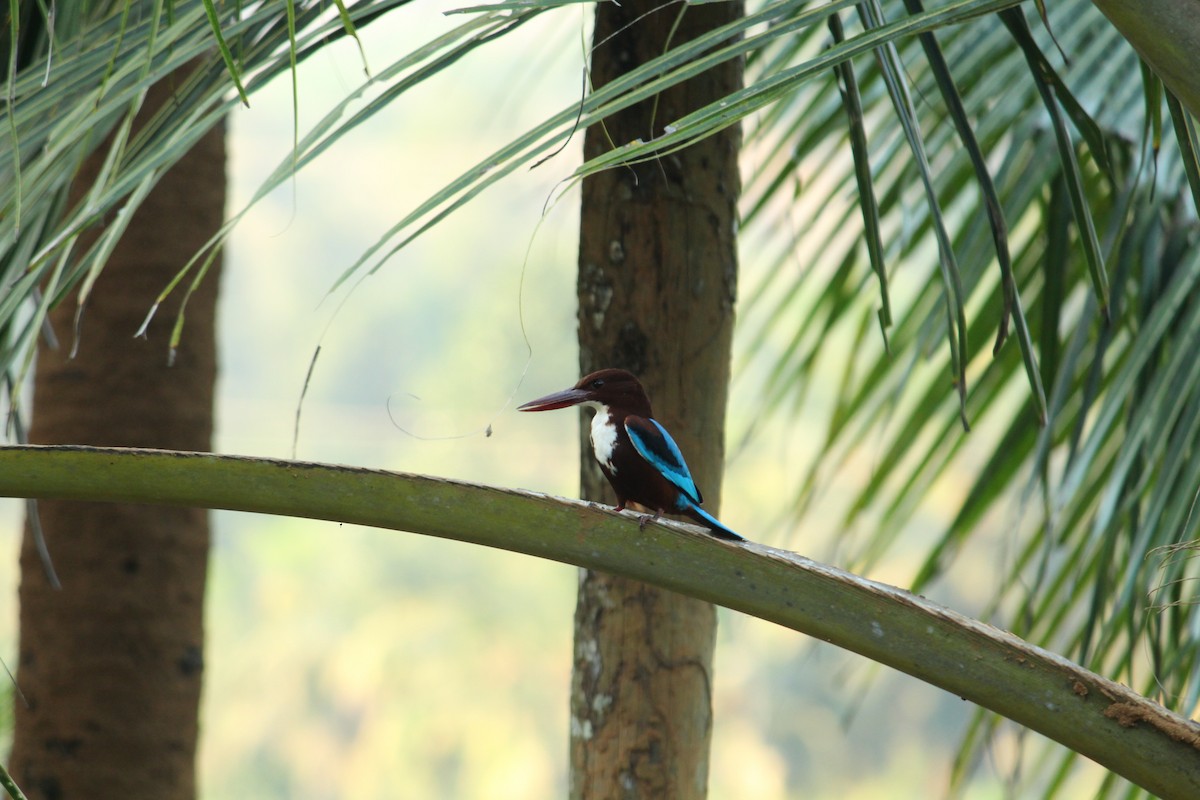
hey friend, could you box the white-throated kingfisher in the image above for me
[518,368,745,542]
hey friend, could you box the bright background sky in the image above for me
[1,3,1083,797]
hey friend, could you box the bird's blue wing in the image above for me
[624,416,703,505]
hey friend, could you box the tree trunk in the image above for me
[571,3,743,798]
[10,70,224,800]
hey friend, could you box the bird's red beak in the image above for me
[517,386,589,412]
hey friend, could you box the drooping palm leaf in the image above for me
[733,1,1200,793]
[0,0,532,403]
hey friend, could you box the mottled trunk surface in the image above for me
[571,2,743,798]
[10,72,224,800]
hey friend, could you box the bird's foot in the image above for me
[637,510,663,530]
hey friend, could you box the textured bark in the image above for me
[10,69,224,800]
[571,2,743,798]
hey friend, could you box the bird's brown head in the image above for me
[518,368,653,416]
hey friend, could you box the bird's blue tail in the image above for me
[678,498,745,542]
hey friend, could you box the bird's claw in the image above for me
[637,510,663,530]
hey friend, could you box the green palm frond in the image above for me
[0,0,532,401]
[732,0,1200,792]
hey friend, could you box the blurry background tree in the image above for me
[2,7,225,799]
[2,0,1200,798]
[9,65,223,799]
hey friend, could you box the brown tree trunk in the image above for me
[10,71,224,800]
[571,2,743,798]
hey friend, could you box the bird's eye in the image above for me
[590,378,604,389]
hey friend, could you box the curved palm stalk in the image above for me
[1093,0,1200,119]
[0,443,1199,799]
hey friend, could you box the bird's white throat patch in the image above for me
[585,402,618,473]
